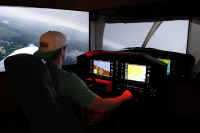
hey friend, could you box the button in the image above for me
[135,98,138,102]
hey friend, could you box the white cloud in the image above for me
[68,50,85,60]
[2,21,9,24]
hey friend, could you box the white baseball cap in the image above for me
[33,31,67,59]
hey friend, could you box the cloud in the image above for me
[2,21,9,24]
[68,50,85,60]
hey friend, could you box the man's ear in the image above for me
[60,47,64,55]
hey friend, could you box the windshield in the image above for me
[103,20,189,54]
[146,20,189,53]
[103,22,154,50]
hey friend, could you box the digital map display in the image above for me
[157,58,171,75]
[93,60,110,77]
[125,63,146,82]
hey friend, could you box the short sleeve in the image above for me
[65,74,96,107]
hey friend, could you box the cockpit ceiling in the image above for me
[0,0,188,12]
[95,1,199,23]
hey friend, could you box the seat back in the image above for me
[4,54,84,133]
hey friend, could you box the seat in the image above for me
[4,54,84,133]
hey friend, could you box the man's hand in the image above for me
[121,90,133,101]
[85,90,133,112]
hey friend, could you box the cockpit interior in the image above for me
[0,0,200,133]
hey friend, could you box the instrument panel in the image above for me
[77,51,167,104]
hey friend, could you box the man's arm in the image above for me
[85,90,133,112]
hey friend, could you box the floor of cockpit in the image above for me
[0,108,199,133]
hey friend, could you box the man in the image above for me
[33,31,133,126]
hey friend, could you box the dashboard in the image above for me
[77,51,168,105]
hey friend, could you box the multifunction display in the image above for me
[157,58,171,75]
[125,63,146,82]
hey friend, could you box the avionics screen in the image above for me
[157,58,170,75]
[93,60,110,77]
[0,6,89,72]
[125,63,146,82]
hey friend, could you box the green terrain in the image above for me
[0,27,20,39]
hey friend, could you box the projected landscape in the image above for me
[0,6,89,72]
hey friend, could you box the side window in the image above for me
[188,17,200,64]
[146,20,189,54]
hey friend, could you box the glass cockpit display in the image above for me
[93,60,110,77]
[125,63,146,82]
[157,58,171,75]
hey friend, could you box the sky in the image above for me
[0,6,89,33]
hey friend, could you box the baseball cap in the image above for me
[33,31,67,59]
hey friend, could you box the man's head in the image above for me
[34,31,68,63]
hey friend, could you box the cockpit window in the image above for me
[103,20,189,54]
[146,20,189,54]
[103,22,154,51]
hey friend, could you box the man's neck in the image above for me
[47,59,62,69]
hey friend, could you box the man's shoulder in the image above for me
[46,64,75,78]
[59,69,77,77]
